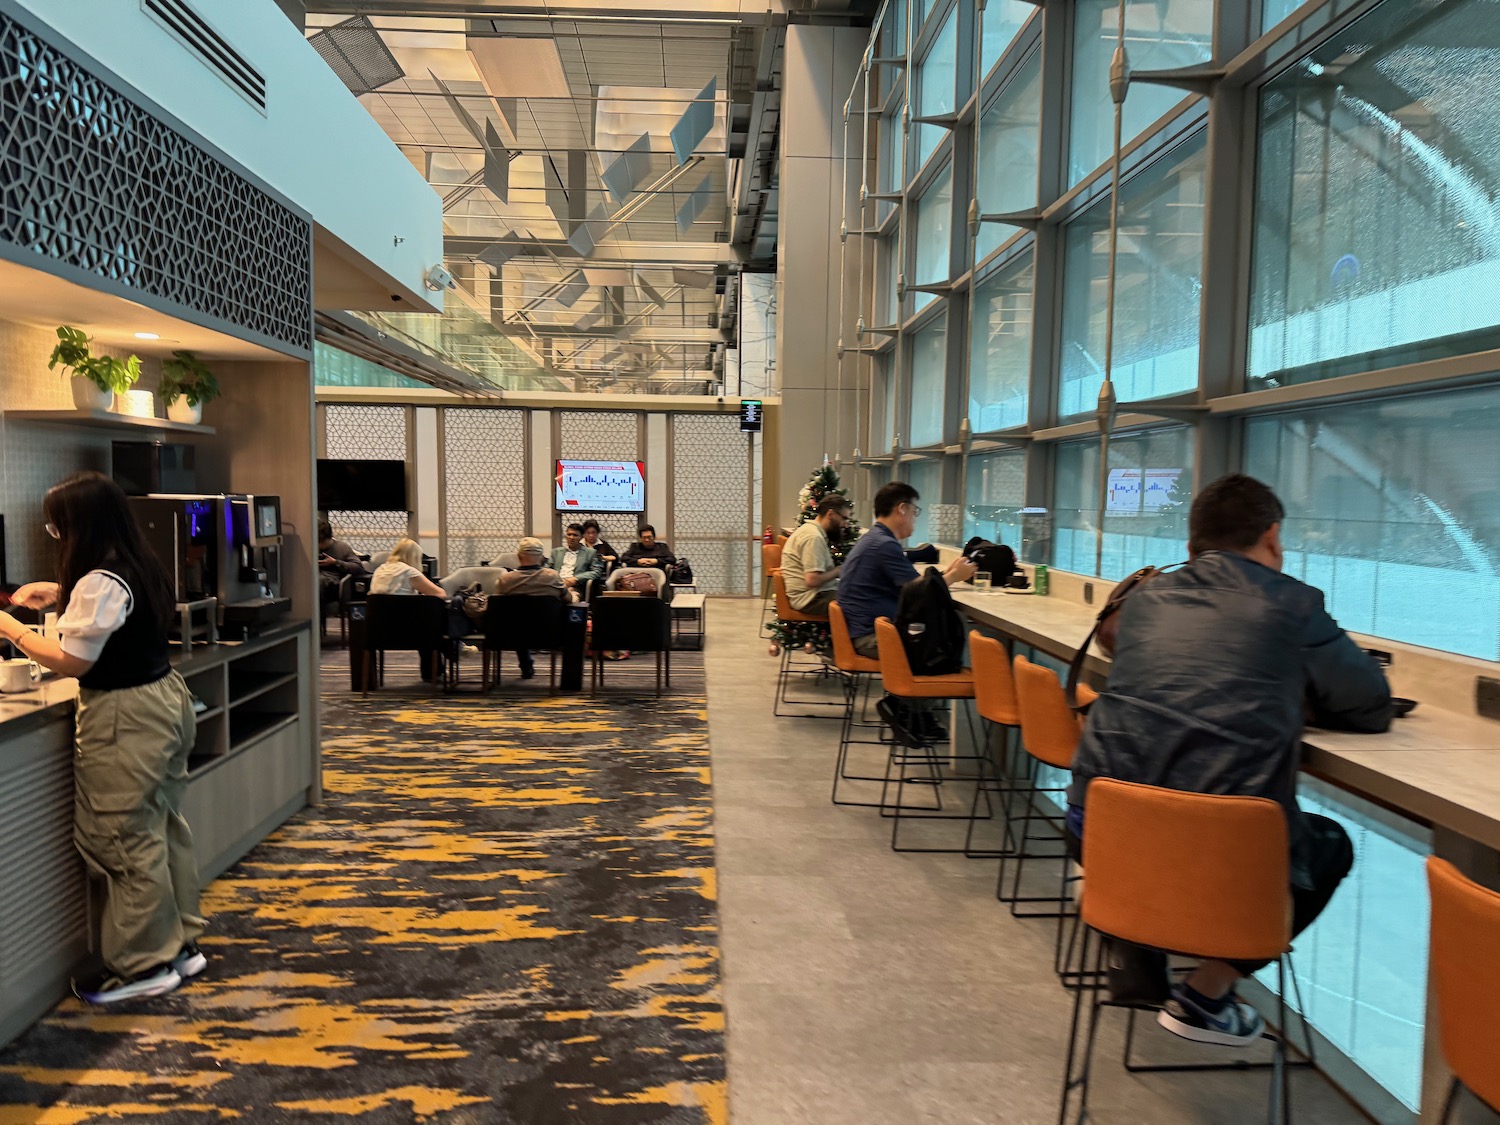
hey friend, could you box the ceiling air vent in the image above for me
[141,0,266,112]
[308,15,405,97]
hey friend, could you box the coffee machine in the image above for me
[130,494,291,632]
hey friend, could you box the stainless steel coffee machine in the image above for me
[130,494,291,631]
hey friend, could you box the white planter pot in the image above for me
[166,399,203,425]
[71,377,113,412]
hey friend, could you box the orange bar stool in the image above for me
[1002,655,1094,918]
[827,601,888,807]
[771,571,839,716]
[1060,779,1313,1125]
[872,615,990,853]
[759,542,783,637]
[1427,856,1500,1121]
[962,631,1024,860]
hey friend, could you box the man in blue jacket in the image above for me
[1068,474,1392,1047]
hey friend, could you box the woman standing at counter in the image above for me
[0,471,205,1003]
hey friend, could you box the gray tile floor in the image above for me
[706,597,1370,1125]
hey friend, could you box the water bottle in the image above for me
[1034,564,1049,596]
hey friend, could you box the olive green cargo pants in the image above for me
[74,671,205,977]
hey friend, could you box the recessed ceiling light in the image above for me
[134,332,161,340]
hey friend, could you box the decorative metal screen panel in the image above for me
[324,405,408,555]
[559,410,642,544]
[672,414,751,594]
[0,11,312,353]
[444,408,526,568]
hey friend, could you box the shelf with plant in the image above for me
[47,326,140,413]
[158,350,221,425]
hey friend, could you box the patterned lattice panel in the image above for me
[559,411,643,543]
[444,409,527,568]
[0,13,312,353]
[672,414,751,594]
[324,405,409,555]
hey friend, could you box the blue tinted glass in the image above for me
[914,164,953,313]
[908,459,941,544]
[1067,0,1212,185]
[872,359,894,453]
[1052,427,1192,578]
[1248,0,1500,387]
[975,49,1042,263]
[915,10,958,169]
[965,448,1025,550]
[969,251,1033,432]
[315,342,426,389]
[908,315,947,447]
[1262,0,1304,32]
[880,234,900,327]
[878,108,904,224]
[1244,385,1500,660]
[980,0,1035,78]
[1058,131,1206,420]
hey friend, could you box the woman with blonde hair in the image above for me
[370,538,447,598]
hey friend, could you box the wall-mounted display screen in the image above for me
[317,459,408,512]
[555,460,646,512]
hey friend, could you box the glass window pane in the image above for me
[872,358,894,453]
[965,448,1026,550]
[908,315,948,447]
[1244,385,1500,660]
[969,251,1033,432]
[914,164,953,313]
[1067,0,1212,185]
[1058,131,1206,420]
[878,107,904,225]
[1052,427,1193,578]
[1248,0,1500,388]
[908,459,941,544]
[879,234,900,327]
[975,48,1042,262]
[980,0,1036,78]
[914,9,958,170]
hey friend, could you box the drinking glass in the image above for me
[906,622,926,639]
[973,572,992,591]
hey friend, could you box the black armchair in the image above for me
[336,572,373,647]
[480,595,567,691]
[590,597,672,695]
[361,595,455,693]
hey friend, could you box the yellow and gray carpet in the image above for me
[0,650,723,1123]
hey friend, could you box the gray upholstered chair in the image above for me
[438,566,510,596]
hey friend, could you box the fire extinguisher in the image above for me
[762,525,774,545]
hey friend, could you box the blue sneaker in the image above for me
[1156,984,1264,1047]
[74,964,181,1005]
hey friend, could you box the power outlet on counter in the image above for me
[1477,677,1500,721]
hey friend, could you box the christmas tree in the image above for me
[770,463,864,655]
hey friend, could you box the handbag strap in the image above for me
[1064,561,1187,714]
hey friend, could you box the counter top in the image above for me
[952,587,1500,841]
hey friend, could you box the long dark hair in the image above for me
[44,471,173,628]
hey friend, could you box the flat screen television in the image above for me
[317,459,408,512]
[555,460,645,513]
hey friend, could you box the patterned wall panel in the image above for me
[0,13,312,353]
[672,414,751,594]
[558,410,642,544]
[324,405,409,555]
[444,408,527,568]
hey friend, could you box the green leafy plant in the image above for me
[47,326,141,394]
[159,350,221,408]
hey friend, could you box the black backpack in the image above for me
[966,541,1019,585]
[894,568,965,676]
[669,556,694,585]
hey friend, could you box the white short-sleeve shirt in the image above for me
[370,560,424,596]
[56,570,133,662]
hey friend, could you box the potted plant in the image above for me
[159,350,221,424]
[48,326,141,412]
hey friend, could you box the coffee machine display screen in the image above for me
[255,500,278,540]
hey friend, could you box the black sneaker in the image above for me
[1105,942,1170,1006]
[917,712,948,743]
[1157,985,1265,1047]
[877,697,928,749]
[173,942,208,980]
[74,964,182,1005]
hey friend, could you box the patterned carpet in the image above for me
[0,647,723,1124]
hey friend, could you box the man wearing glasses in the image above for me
[780,496,851,615]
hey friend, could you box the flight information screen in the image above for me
[555,460,646,512]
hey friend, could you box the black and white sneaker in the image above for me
[173,942,208,980]
[1157,985,1265,1047]
[74,964,182,1005]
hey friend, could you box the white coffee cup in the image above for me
[0,658,40,693]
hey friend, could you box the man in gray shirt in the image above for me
[780,496,851,614]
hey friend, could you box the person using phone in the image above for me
[0,471,204,1004]
[317,518,365,617]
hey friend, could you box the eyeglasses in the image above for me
[905,503,923,517]
[44,522,59,540]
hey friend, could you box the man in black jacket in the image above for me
[621,525,677,573]
[1068,474,1391,1047]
